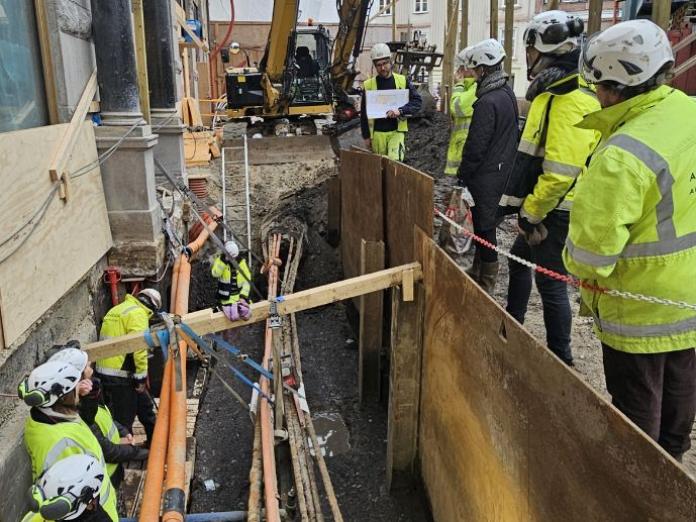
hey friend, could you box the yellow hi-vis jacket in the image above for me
[211,256,251,305]
[507,74,601,223]
[445,78,476,176]
[96,294,152,381]
[564,86,696,353]
[24,414,118,521]
[95,404,121,477]
[363,73,408,136]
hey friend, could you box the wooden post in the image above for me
[359,240,386,402]
[34,0,59,124]
[652,0,672,30]
[504,0,514,76]
[392,0,397,41]
[587,0,604,36]
[490,0,499,40]
[132,0,151,123]
[442,0,459,114]
[459,0,469,50]
[548,0,560,9]
[386,284,425,490]
[327,176,341,246]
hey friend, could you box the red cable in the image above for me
[210,0,235,99]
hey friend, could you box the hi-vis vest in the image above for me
[211,256,251,305]
[24,415,118,521]
[96,294,152,381]
[445,78,477,175]
[564,86,696,354]
[364,73,408,135]
[95,404,121,477]
[499,73,600,222]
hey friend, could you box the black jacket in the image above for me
[457,83,519,229]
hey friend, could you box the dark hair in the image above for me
[479,62,503,76]
[600,62,674,101]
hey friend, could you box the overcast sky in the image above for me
[208,0,381,23]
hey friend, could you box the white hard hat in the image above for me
[137,288,162,311]
[48,348,88,373]
[370,43,392,62]
[456,46,473,68]
[224,240,239,259]
[19,360,82,408]
[580,19,674,87]
[524,10,584,54]
[30,454,104,520]
[463,39,506,68]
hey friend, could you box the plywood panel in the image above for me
[384,160,433,267]
[359,239,385,402]
[339,150,383,281]
[415,227,696,521]
[0,122,112,346]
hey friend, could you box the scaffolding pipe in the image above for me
[243,135,252,268]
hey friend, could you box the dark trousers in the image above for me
[506,210,573,365]
[602,344,696,460]
[101,378,156,445]
[471,205,497,263]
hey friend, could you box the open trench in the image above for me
[185,133,432,520]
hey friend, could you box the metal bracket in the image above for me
[269,301,282,329]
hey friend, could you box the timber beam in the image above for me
[84,262,423,361]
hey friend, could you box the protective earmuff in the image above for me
[29,484,74,521]
[18,378,49,408]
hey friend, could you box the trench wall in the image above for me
[338,150,696,521]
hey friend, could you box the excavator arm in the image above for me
[330,0,372,102]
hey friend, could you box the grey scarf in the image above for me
[476,69,509,98]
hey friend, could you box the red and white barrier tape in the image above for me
[435,208,696,313]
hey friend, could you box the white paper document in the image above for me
[365,89,409,119]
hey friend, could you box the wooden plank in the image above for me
[182,48,191,99]
[34,0,59,124]
[48,70,97,199]
[132,0,151,123]
[386,282,424,490]
[84,262,422,361]
[414,227,696,522]
[175,8,209,52]
[327,175,341,246]
[359,240,385,402]
[401,268,414,302]
[0,122,112,347]
[383,160,433,267]
[197,61,213,127]
[339,150,383,281]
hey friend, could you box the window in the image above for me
[499,0,520,6]
[498,27,518,58]
[0,1,48,133]
[414,0,428,13]
[378,0,392,16]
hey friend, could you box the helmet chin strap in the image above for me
[527,53,555,81]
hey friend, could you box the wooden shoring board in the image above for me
[84,262,422,361]
[383,159,434,268]
[358,239,385,402]
[414,227,696,522]
[339,150,383,282]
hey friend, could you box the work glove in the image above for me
[223,300,251,321]
[518,215,548,246]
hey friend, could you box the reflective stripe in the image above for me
[606,134,676,241]
[518,139,544,157]
[499,194,524,207]
[565,238,619,267]
[133,371,147,380]
[106,422,118,441]
[623,230,696,257]
[453,122,470,132]
[598,314,696,338]
[100,476,112,506]
[556,199,573,211]
[43,438,88,471]
[520,207,542,224]
[95,366,131,378]
[542,159,581,178]
[445,160,461,169]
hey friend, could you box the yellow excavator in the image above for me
[225,0,371,135]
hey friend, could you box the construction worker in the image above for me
[500,11,600,366]
[360,42,422,161]
[564,19,696,461]
[22,454,109,521]
[49,346,148,489]
[212,240,252,321]
[444,48,477,176]
[18,360,118,520]
[456,39,519,294]
[95,288,161,445]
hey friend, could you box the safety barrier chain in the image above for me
[435,208,696,313]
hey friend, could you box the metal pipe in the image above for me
[243,135,252,267]
[222,147,227,242]
[124,512,246,522]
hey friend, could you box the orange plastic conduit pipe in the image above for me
[260,234,281,522]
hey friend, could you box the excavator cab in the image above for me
[290,26,332,109]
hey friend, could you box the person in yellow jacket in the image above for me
[360,43,422,161]
[445,49,477,176]
[500,11,600,366]
[18,360,118,521]
[95,288,161,445]
[23,454,109,521]
[564,20,696,461]
[212,240,252,320]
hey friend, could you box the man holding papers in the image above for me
[360,43,422,161]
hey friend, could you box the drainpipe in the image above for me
[104,266,122,306]
[123,513,246,522]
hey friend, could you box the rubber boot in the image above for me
[466,252,481,282]
[478,261,499,295]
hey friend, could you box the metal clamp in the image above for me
[269,300,282,329]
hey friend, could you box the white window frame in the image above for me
[378,0,392,16]
[414,0,428,14]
